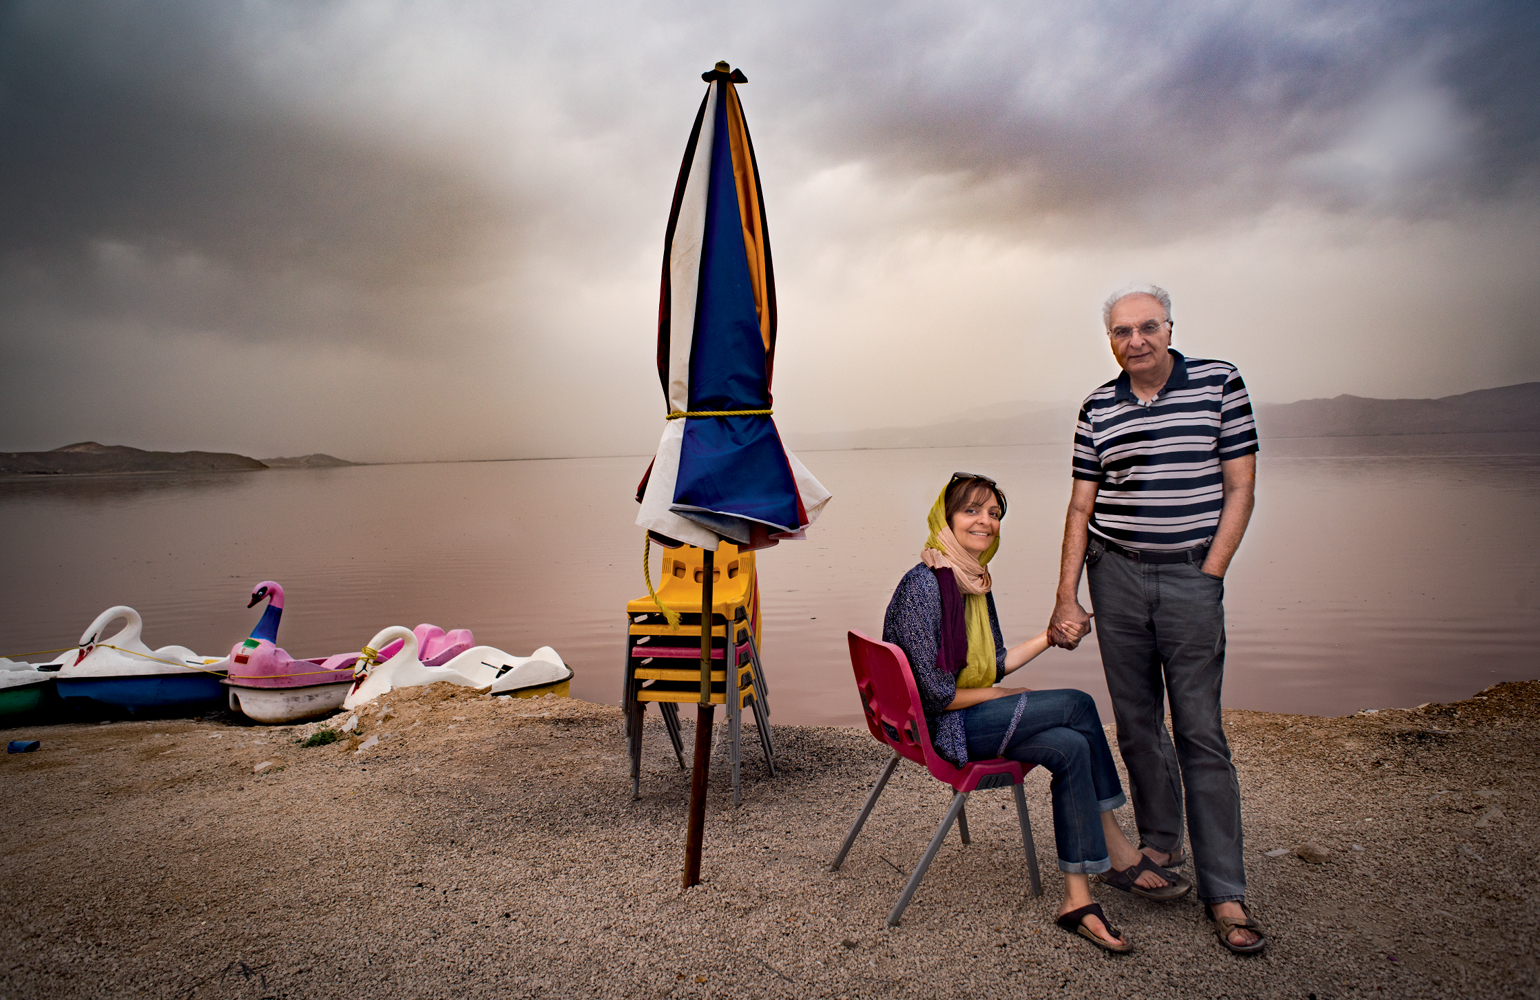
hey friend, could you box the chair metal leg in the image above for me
[748,691,776,776]
[747,643,779,761]
[660,701,685,769]
[888,790,970,927]
[727,635,742,807]
[745,633,771,717]
[754,681,778,761]
[628,699,644,800]
[728,693,742,808]
[622,639,632,740]
[957,801,971,844]
[1013,782,1043,897]
[829,751,901,871]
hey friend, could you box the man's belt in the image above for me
[1095,536,1210,565]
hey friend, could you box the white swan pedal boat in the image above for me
[344,626,572,710]
[55,606,225,713]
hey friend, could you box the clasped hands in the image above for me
[1048,601,1094,650]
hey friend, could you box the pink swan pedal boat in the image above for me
[220,581,473,724]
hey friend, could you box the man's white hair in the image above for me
[1102,284,1172,330]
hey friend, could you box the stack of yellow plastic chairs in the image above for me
[624,540,775,805]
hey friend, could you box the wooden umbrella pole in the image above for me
[683,547,716,888]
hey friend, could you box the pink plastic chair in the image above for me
[831,630,1042,926]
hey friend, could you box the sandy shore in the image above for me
[2,680,1536,1000]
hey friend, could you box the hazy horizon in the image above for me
[9,379,1536,465]
[3,1,1538,464]
[12,374,1540,465]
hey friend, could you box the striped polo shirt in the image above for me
[1072,350,1259,552]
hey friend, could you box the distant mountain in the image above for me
[1253,383,1540,437]
[259,454,357,468]
[0,442,268,476]
[781,383,1540,454]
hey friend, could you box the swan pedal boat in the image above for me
[218,582,483,724]
[0,657,62,717]
[344,626,572,710]
[55,606,225,713]
[215,581,356,724]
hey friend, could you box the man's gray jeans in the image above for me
[1086,537,1246,904]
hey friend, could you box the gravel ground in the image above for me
[2,680,1536,1000]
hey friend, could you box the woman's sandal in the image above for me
[1055,902,1133,954]
[1207,903,1267,955]
[1100,855,1192,900]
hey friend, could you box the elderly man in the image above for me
[1048,284,1263,954]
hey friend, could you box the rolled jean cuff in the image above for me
[1203,893,1247,906]
[1097,792,1127,813]
[1058,856,1112,875]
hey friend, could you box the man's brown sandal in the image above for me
[1056,903,1133,953]
[1207,903,1267,955]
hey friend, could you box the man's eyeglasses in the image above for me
[1107,319,1170,342]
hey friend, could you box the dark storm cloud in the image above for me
[0,0,508,347]
[1439,0,1540,192]
[0,0,1536,458]
[754,0,1540,226]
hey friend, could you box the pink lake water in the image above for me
[1,445,1536,726]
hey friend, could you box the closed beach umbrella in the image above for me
[635,62,830,887]
[636,62,829,552]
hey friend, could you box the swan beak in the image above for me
[74,646,91,665]
[247,587,266,609]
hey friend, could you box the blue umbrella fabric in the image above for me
[636,63,830,553]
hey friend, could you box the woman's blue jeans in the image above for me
[962,689,1126,874]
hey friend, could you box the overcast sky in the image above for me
[2,0,1537,461]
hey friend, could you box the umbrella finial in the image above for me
[702,62,748,83]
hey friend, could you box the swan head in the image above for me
[247,581,285,609]
[356,626,417,679]
[75,606,142,665]
[246,581,285,643]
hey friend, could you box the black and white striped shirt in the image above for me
[1072,350,1259,552]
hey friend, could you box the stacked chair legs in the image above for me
[623,542,775,806]
[623,607,774,805]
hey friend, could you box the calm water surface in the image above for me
[1,446,1536,726]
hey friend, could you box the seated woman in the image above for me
[882,473,1189,952]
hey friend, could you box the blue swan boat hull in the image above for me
[57,673,226,712]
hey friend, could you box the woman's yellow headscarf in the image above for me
[919,482,998,688]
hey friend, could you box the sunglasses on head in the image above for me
[947,472,1007,518]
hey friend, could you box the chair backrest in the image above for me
[846,630,934,767]
[658,542,752,589]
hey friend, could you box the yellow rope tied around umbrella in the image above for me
[643,536,682,629]
[666,409,771,419]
